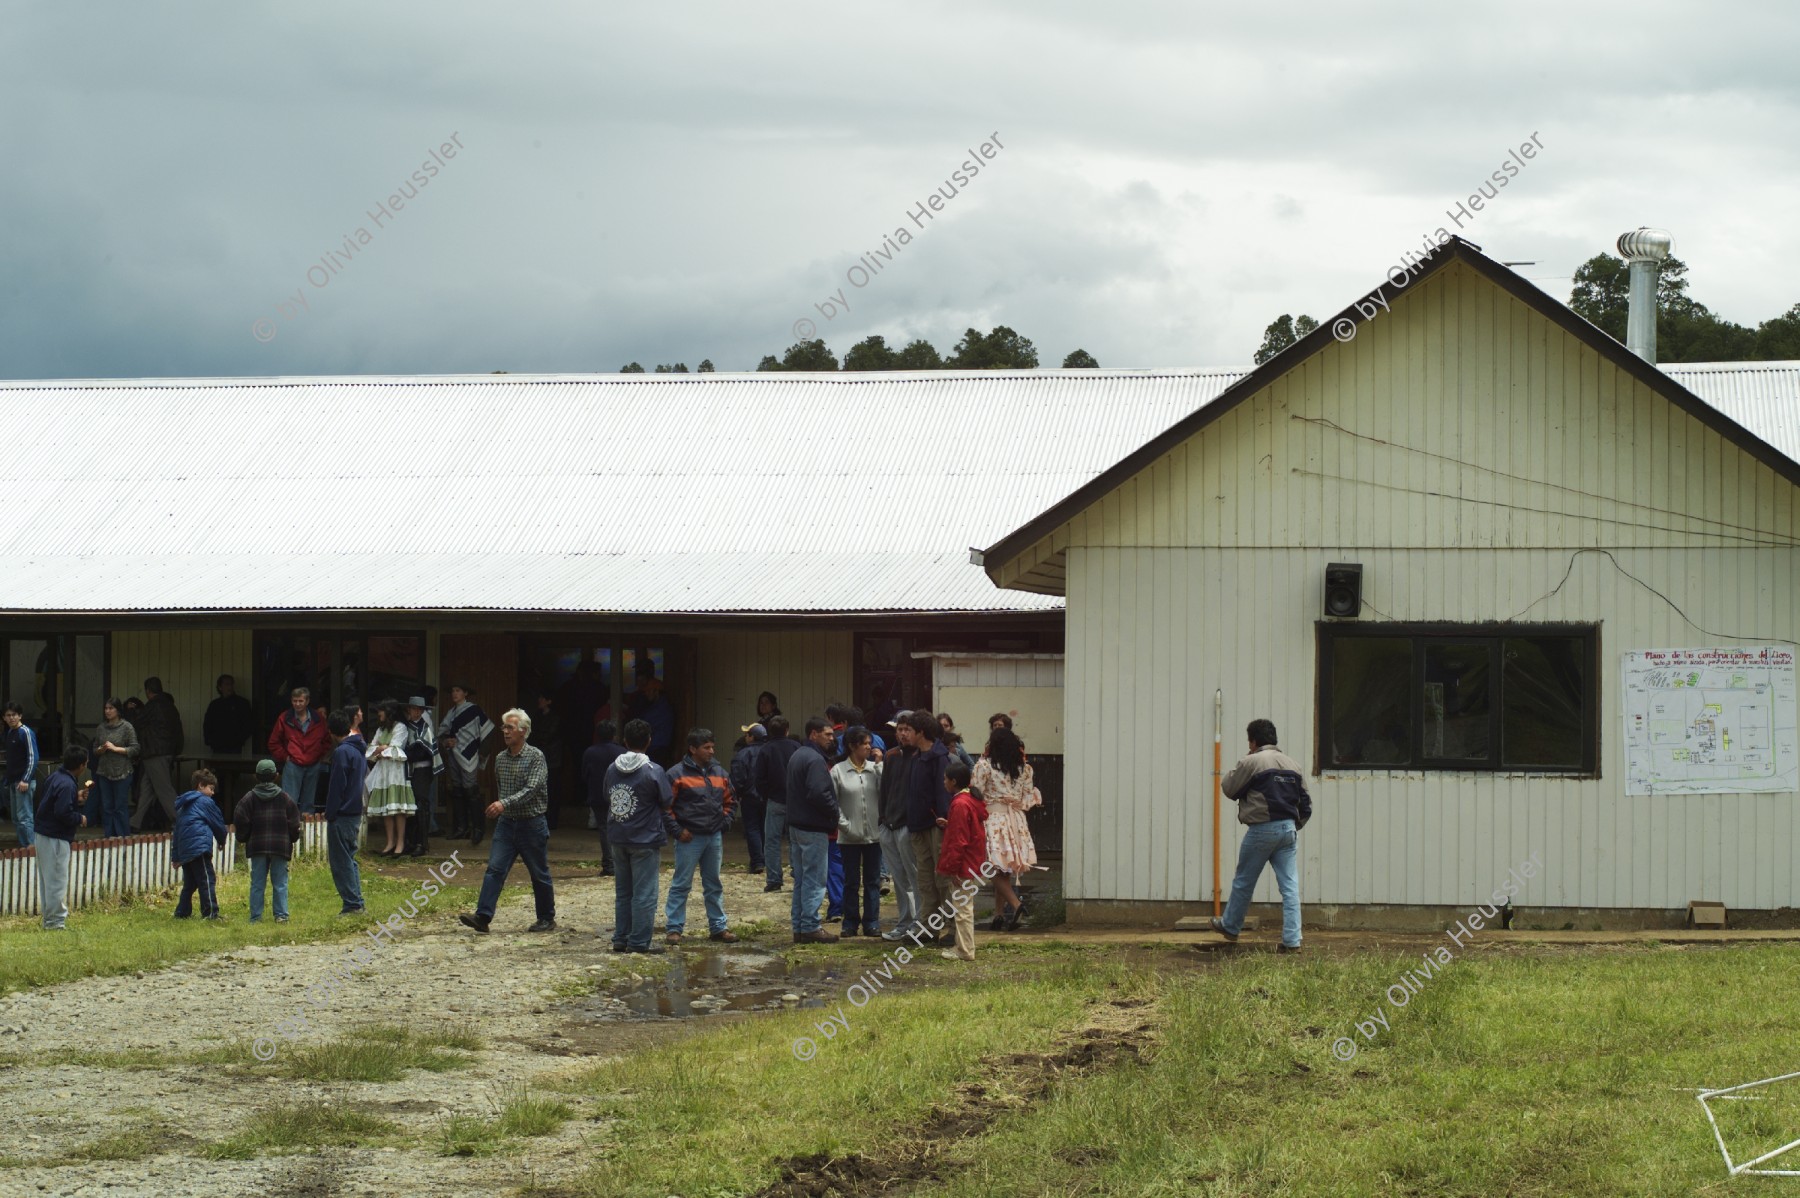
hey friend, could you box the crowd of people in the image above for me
[22,676,1056,958]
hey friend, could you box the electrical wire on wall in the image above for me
[1509,547,1797,646]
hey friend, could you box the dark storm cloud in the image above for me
[0,0,1795,379]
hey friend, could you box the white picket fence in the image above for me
[0,815,330,917]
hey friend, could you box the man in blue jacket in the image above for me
[663,727,738,944]
[784,716,840,943]
[324,707,368,916]
[903,711,952,945]
[4,703,40,847]
[34,746,89,929]
[604,719,672,954]
[754,715,801,893]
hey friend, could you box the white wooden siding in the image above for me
[110,630,254,732]
[1055,261,1800,910]
[1067,546,1800,909]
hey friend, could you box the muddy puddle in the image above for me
[590,950,862,1020]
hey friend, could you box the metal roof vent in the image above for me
[1617,227,1673,364]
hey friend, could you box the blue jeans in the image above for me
[763,803,787,887]
[327,814,364,911]
[95,775,132,838]
[1220,819,1301,947]
[826,841,844,919]
[739,796,766,869]
[249,854,290,921]
[840,842,882,933]
[283,761,327,814]
[10,779,35,847]
[665,830,726,934]
[475,816,555,924]
[788,827,830,934]
[611,843,661,949]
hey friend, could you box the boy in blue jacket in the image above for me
[171,768,228,920]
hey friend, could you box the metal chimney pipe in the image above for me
[1616,227,1673,363]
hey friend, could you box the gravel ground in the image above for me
[0,854,844,1198]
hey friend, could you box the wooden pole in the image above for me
[1213,689,1222,916]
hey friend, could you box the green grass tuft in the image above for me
[204,1102,397,1160]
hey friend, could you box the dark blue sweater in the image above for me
[34,768,84,841]
[324,734,368,819]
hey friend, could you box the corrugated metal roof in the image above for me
[1,362,1791,615]
[1662,361,1800,464]
[0,371,1242,613]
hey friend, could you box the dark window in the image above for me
[1318,624,1598,773]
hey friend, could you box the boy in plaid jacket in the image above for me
[233,759,303,922]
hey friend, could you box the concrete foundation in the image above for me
[1066,900,1800,933]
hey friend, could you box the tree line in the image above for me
[1251,250,1800,364]
[619,327,1100,373]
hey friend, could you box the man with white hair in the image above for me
[459,707,556,934]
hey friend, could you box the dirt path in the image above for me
[0,859,837,1197]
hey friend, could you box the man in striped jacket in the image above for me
[662,728,737,944]
[438,683,494,847]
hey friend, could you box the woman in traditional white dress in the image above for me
[365,701,415,856]
[970,726,1041,930]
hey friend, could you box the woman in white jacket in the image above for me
[830,726,885,937]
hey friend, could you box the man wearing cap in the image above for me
[402,696,441,857]
[233,758,303,922]
[730,722,768,876]
[438,683,494,846]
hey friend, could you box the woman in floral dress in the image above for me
[364,701,414,856]
[970,726,1040,930]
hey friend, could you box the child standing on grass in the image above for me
[233,758,302,923]
[171,769,228,920]
[935,759,988,962]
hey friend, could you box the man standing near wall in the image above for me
[785,716,840,943]
[1211,718,1311,954]
[438,683,494,847]
[268,688,331,815]
[323,707,368,916]
[402,696,441,857]
[131,678,183,832]
[3,702,40,847]
[203,674,254,756]
[460,708,557,934]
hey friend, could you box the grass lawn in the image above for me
[0,858,480,994]
[552,943,1800,1196]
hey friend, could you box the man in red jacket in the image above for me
[267,687,332,815]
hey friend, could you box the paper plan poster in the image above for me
[1622,646,1798,796]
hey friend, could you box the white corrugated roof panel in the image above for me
[0,370,1242,613]
[2,363,1791,615]
[1663,361,1800,464]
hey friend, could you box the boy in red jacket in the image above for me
[936,759,988,961]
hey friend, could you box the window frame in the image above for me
[1315,622,1601,776]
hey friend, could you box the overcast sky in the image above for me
[3,1,1795,379]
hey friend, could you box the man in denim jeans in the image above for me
[1212,718,1312,953]
[323,707,368,916]
[785,716,841,943]
[460,708,557,934]
[603,719,672,953]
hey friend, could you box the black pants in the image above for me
[175,856,218,918]
[404,773,435,852]
[443,774,481,837]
